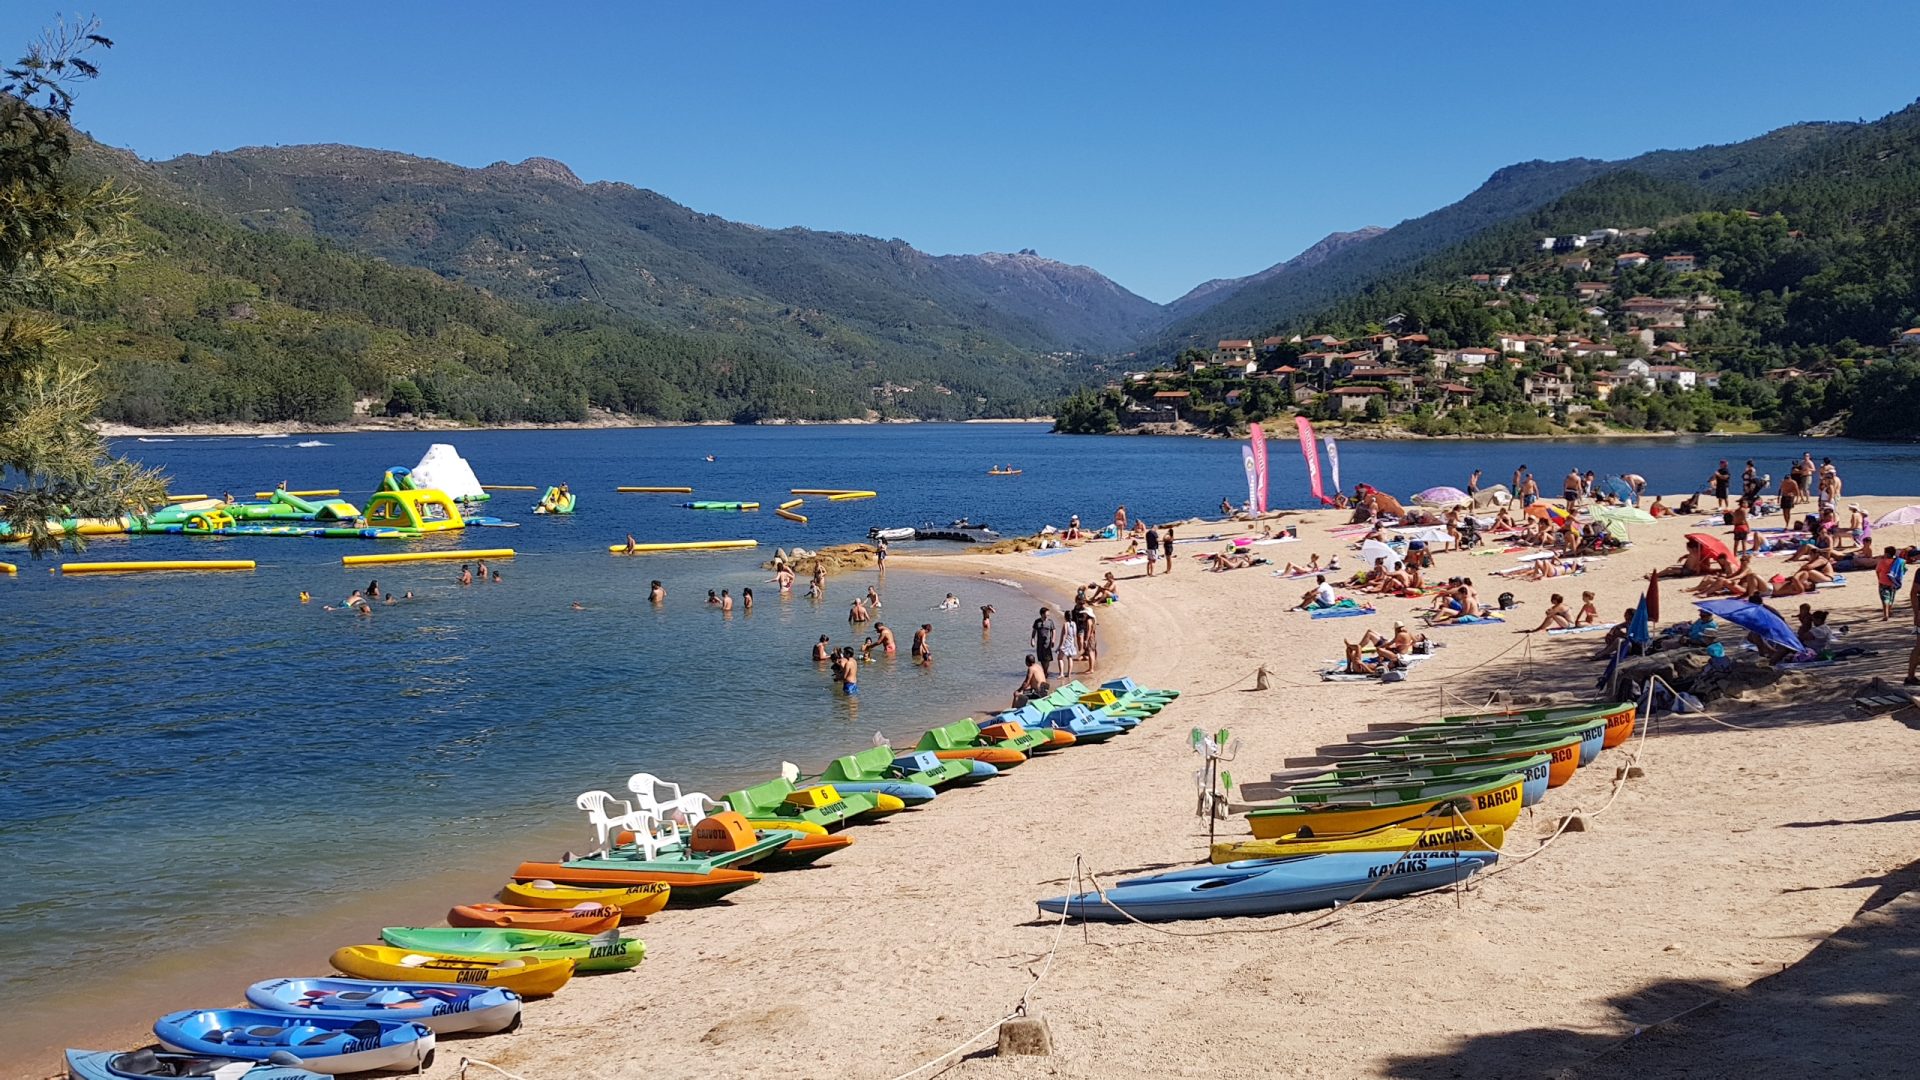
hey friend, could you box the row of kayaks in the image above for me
[1036,701,1637,921]
[70,675,1181,1077]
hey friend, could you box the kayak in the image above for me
[64,1049,323,1080]
[244,977,522,1035]
[1335,719,1605,771]
[1440,700,1637,748]
[1371,718,1608,768]
[1038,850,1494,922]
[497,879,669,920]
[378,927,643,973]
[1210,823,1505,863]
[1249,753,1553,809]
[448,902,622,934]
[328,945,575,998]
[509,862,760,904]
[1239,772,1526,839]
[1283,731,1585,789]
[154,1009,434,1075]
[753,831,855,869]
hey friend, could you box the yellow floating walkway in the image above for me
[617,486,694,494]
[343,549,517,566]
[777,499,803,510]
[0,562,17,575]
[165,494,210,503]
[481,485,538,491]
[775,509,808,523]
[790,488,865,496]
[61,560,256,574]
[608,540,758,555]
[253,489,341,498]
[827,491,877,501]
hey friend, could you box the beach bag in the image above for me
[1497,592,1516,610]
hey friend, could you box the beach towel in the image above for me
[1099,554,1146,565]
[1321,670,1384,682]
[1029,548,1075,557]
[1546,623,1617,636]
[1310,606,1376,620]
[1433,614,1506,626]
[1814,575,1849,590]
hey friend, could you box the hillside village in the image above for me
[1062,211,1920,437]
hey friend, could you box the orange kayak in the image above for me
[933,747,1027,767]
[447,902,622,934]
[760,832,854,868]
[511,863,761,905]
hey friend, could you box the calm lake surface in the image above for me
[4,423,1920,1056]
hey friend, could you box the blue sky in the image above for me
[37,1,1920,302]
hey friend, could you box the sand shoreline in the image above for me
[27,502,1920,1078]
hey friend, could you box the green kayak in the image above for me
[379,926,643,972]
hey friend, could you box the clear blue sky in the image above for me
[36,1,1920,303]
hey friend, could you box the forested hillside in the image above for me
[62,142,1106,426]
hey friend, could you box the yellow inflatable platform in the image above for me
[342,548,516,566]
[608,540,758,555]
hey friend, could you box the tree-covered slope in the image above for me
[134,144,1167,355]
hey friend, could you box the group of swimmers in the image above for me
[457,559,503,586]
[322,579,415,613]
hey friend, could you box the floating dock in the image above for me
[617,486,694,494]
[253,489,340,498]
[480,485,538,491]
[827,491,877,502]
[60,560,256,574]
[342,549,517,566]
[608,540,758,555]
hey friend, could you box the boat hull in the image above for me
[509,863,761,904]
[1039,851,1493,921]
[244,978,522,1035]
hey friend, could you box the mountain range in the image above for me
[56,95,1920,427]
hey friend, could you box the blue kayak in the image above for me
[155,1010,435,1075]
[1038,851,1496,922]
[65,1049,323,1080]
[245,977,522,1035]
[817,779,937,805]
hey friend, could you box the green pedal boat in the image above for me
[378,927,644,972]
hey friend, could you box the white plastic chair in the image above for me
[574,790,677,859]
[626,772,723,827]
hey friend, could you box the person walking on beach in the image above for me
[1145,523,1161,577]
[1731,498,1752,555]
[1779,473,1803,529]
[1114,505,1128,535]
[1709,460,1731,511]
[1905,568,1920,686]
[1030,606,1058,675]
[1876,546,1907,622]
[1055,615,1079,678]
[1467,469,1482,498]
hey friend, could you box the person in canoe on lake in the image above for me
[1525,593,1573,633]
[874,622,897,655]
[1014,653,1050,708]
[812,634,831,662]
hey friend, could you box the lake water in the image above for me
[4,423,1920,1059]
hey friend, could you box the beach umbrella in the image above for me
[1365,490,1406,518]
[1696,598,1802,657]
[1412,485,1469,507]
[1873,505,1920,528]
[1591,505,1656,526]
[1645,571,1661,623]
[1627,596,1650,646]
[1359,539,1398,568]
[1599,475,1637,505]
[1684,532,1731,562]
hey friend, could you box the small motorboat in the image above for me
[65,1049,323,1080]
[153,1009,435,1075]
[244,977,522,1035]
[867,526,915,542]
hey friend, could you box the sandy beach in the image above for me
[34,497,1920,1079]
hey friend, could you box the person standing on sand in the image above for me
[1074,602,1098,669]
[1779,474,1802,529]
[1905,569,1920,686]
[875,538,888,573]
[1145,523,1161,577]
[1512,464,1527,496]
[1030,606,1058,674]
[1162,525,1175,573]
[1115,505,1128,535]
[1520,473,1538,509]
[1876,547,1907,622]
[1562,469,1582,512]
[1468,469,1482,498]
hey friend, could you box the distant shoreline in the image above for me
[94,415,1055,438]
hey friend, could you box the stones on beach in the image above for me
[997,1011,1054,1057]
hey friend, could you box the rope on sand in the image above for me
[460,1058,536,1080]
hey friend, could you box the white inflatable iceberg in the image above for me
[412,443,486,500]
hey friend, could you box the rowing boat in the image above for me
[1238,772,1525,839]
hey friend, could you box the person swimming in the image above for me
[940,593,958,610]
[707,589,719,605]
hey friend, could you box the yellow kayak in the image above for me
[330,944,575,997]
[1209,823,1505,864]
[499,879,671,920]
[1244,773,1525,840]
